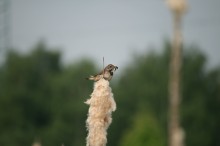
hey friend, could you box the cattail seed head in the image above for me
[85,78,116,146]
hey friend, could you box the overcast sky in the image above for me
[11,0,220,69]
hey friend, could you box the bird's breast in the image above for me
[103,72,112,80]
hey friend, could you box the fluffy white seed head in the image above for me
[85,78,116,146]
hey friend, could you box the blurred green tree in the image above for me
[42,59,96,146]
[0,42,96,146]
[0,42,60,145]
[109,43,220,146]
[181,46,220,146]
[0,41,219,146]
[109,43,170,146]
[119,110,165,146]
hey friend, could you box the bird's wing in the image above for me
[95,69,104,76]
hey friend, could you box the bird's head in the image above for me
[105,64,118,72]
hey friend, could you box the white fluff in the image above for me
[85,78,116,146]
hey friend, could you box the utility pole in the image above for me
[0,0,11,64]
[166,0,187,146]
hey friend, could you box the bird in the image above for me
[86,64,118,81]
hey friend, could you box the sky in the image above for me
[10,0,220,69]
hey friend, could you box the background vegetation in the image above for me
[0,41,219,146]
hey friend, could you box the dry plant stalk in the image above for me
[166,1,187,146]
[85,78,116,146]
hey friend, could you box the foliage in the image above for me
[0,42,96,146]
[181,47,220,146]
[119,110,165,146]
[109,44,170,146]
[109,43,220,146]
[0,42,219,146]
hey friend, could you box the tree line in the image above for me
[0,41,219,146]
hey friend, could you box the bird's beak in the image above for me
[114,66,118,70]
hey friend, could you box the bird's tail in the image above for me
[85,76,95,80]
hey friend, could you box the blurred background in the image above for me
[0,0,220,146]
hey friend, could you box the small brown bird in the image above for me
[86,64,118,81]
